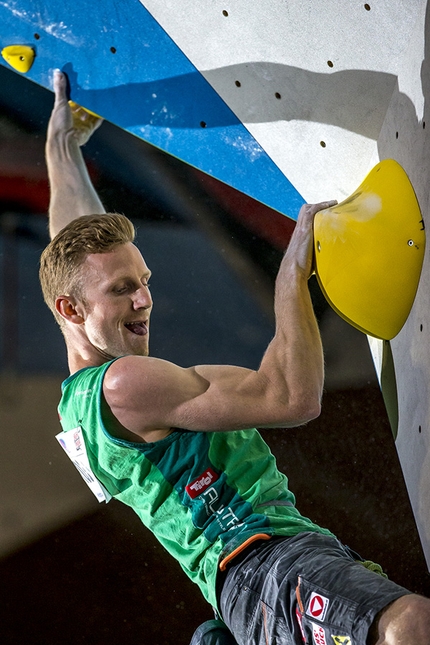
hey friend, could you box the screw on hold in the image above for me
[408,240,414,246]
[317,241,321,252]
[1,45,35,73]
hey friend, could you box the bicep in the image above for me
[103,356,292,436]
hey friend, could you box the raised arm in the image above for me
[104,199,336,438]
[46,70,105,239]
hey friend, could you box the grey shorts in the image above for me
[218,532,410,645]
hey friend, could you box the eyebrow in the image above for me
[109,270,152,287]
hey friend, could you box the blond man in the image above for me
[40,70,430,645]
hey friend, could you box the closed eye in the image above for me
[113,286,128,294]
[113,281,150,294]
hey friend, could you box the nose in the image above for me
[132,285,152,310]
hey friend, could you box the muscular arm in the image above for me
[104,200,336,437]
[46,70,105,239]
[46,73,334,436]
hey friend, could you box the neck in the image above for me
[65,336,113,374]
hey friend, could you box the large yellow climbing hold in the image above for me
[313,159,425,340]
[1,45,35,73]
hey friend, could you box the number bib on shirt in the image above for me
[56,427,112,503]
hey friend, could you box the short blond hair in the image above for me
[39,213,135,328]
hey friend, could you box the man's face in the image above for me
[77,242,153,359]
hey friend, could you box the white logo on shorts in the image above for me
[312,622,327,645]
[306,592,329,621]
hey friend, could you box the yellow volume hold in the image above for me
[1,45,35,73]
[313,159,425,340]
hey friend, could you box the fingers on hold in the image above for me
[53,72,68,101]
[54,69,65,86]
[313,200,337,212]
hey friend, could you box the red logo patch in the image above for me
[186,468,219,499]
[306,592,329,621]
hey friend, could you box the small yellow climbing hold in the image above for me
[1,45,35,73]
[68,100,101,119]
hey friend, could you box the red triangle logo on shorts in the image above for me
[306,592,329,621]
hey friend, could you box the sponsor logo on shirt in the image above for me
[312,622,327,645]
[332,637,352,645]
[186,468,219,499]
[75,388,93,398]
[306,592,329,621]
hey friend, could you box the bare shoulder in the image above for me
[104,354,157,383]
[103,355,194,396]
[102,355,207,438]
[101,356,178,441]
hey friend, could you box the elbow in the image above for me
[290,398,321,426]
[298,386,322,421]
[258,372,322,428]
[301,398,321,423]
[274,393,321,428]
[290,379,323,424]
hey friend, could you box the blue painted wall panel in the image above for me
[0,0,304,219]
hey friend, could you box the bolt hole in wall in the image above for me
[320,141,326,147]
[34,33,40,40]
[200,121,207,128]
[327,60,334,68]
[364,3,371,10]
[110,46,116,53]
[223,9,228,16]
[235,80,241,87]
[396,132,399,139]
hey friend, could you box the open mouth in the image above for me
[124,321,148,336]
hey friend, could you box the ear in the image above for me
[55,295,85,325]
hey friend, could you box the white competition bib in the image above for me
[56,427,112,503]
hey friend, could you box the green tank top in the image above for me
[58,360,333,607]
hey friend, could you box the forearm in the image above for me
[46,70,105,240]
[256,202,335,422]
[46,135,105,239]
[270,265,324,418]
